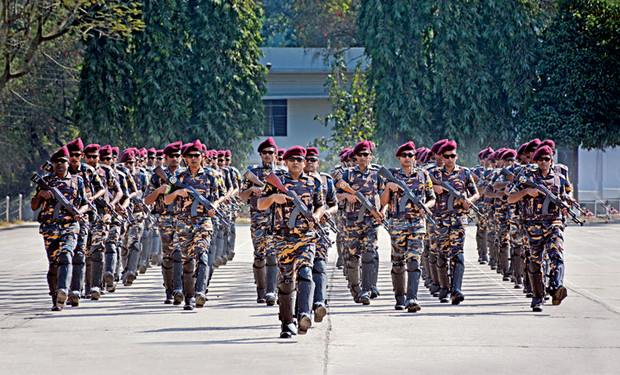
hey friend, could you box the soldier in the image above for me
[471,147,493,265]
[31,146,88,311]
[224,150,241,261]
[303,147,337,323]
[335,140,385,305]
[508,145,569,312]
[380,142,436,312]
[145,141,183,304]
[240,137,279,305]
[425,139,447,297]
[155,150,165,167]
[430,140,479,305]
[332,148,352,270]
[276,148,286,167]
[257,146,325,338]
[163,140,220,310]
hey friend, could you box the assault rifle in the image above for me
[264,172,332,245]
[243,169,265,187]
[324,214,340,235]
[377,166,436,226]
[31,173,85,221]
[332,171,390,232]
[153,166,229,226]
[429,175,482,216]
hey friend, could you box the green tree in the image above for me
[291,0,362,48]
[521,0,620,150]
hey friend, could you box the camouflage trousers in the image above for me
[272,233,315,283]
[158,214,176,258]
[435,215,467,258]
[174,216,214,260]
[475,212,488,260]
[250,212,272,260]
[87,220,109,256]
[496,216,511,275]
[345,218,378,258]
[389,217,425,265]
[524,220,564,269]
[40,222,79,264]
[315,224,331,260]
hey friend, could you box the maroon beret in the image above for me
[110,147,119,157]
[50,146,70,162]
[277,148,285,157]
[477,148,488,159]
[120,149,136,163]
[415,147,427,158]
[163,141,182,155]
[517,143,528,156]
[156,150,164,157]
[540,139,555,149]
[501,149,517,160]
[183,140,204,156]
[340,150,350,163]
[525,138,541,153]
[217,150,226,158]
[84,144,101,154]
[258,137,277,152]
[66,138,84,152]
[306,147,319,158]
[138,147,146,157]
[282,146,306,160]
[395,141,416,157]
[430,139,448,155]
[532,145,553,161]
[338,148,352,158]
[437,140,457,155]
[99,145,113,156]
[147,147,157,155]
[493,148,506,160]
[224,150,231,157]
[352,140,373,155]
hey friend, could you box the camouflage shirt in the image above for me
[386,167,435,219]
[171,167,219,218]
[510,166,568,221]
[242,162,277,213]
[336,165,385,222]
[34,172,87,223]
[145,166,180,215]
[430,165,478,217]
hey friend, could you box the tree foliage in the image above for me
[521,0,620,150]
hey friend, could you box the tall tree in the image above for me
[521,0,620,150]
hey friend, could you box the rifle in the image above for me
[429,175,482,216]
[94,196,123,222]
[333,175,390,232]
[377,166,437,226]
[153,166,229,226]
[514,174,585,226]
[243,169,265,187]
[324,214,340,235]
[31,173,85,221]
[264,172,333,245]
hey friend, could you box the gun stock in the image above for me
[244,169,265,187]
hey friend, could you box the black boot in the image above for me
[312,259,327,322]
[90,250,104,300]
[360,252,374,305]
[103,244,117,292]
[406,260,421,312]
[391,264,406,310]
[296,266,314,335]
[278,280,297,338]
[172,251,184,305]
[194,253,209,308]
[371,251,380,298]
[253,257,267,303]
[265,254,278,306]
[451,254,465,305]
[345,256,362,302]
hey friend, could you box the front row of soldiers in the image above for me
[32,139,241,311]
[32,134,574,337]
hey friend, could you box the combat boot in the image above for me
[360,252,375,305]
[265,254,278,306]
[451,254,465,305]
[253,257,267,303]
[438,288,450,303]
[164,290,174,305]
[313,260,327,322]
[278,280,297,338]
[345,257,362,302]
[194,253,209,308]
[183,296,194,310]
[406,260,422,312]
[103,244,117,292]
[370,252,380,299]
[56,289,67,311]
[297,266,314,335]
[172,252,184,305]
[51,295,61,312]
[68,291,80,307]
[391,264,406,310]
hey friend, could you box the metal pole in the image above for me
[5,196,9,222]
[18,194,22,221]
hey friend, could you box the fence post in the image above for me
[5,196,9,222]
[18,194,23,221]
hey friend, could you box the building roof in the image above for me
[260,48,366,74]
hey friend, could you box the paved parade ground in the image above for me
[1,223,619,374]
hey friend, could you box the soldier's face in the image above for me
[124,161,135,172]
[217,158,226,168]
[53,160,68,176]
[260,147,276,164]
[69,151,82,169]
[156,156,164,166]
[304,156,319,173]
[398,151,415,168]
[355,150,372,168]
[186,152,203,169]
[286,156,305,175]
[535,155,552,172]
[441,152,457,168]
[84,153,98,167]
[434,154,444,167]
[166,153,181,168]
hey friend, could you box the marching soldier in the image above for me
[380,142,435,312]
[224,150,241,261]
[332,148,352,270]
[31,146,88,311]
[257,146,325,338]
[425,139,447,297]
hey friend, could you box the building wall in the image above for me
[578,147,620,201]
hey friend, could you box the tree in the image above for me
[0,0,143,91]
[521,0,620,150]
[312,52,375,169]
[291,0,362,48]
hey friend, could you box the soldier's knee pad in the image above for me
[436,255,447,269]
[345,257,359,269]
[73,251,86,265]
[162,257,173,269]
[197,253,208,266]
[278,279,295,295]
[182,259,196,273]
[58,252,72,266]
[313,260,326,274]
[297,266,313,282]
[104,242,116,254]
[266,254,277,266]
[253,257,266,269]
[172,251,183,263]
[361,251,374,264]
[91,250,104,263]
[391,263,406,275]
[406,260,420,273]
[453,253,464,265]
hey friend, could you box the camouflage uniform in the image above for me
[260,171,324,332]
[242,162,279,303]
[120,167,146,285]
[510,166,569,310]
[330,165,347,269]
[34,171,87,309]
[430,165,478,303]
[489,169,512,280]
[226,166,242,261]
[170,166,219,307]
[337,165,385,303]
[386,167,435,311]
[424,162,442,296]
[471,164,489,264]
[212,166,231,267]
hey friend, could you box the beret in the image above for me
[258,137,277,152]
[430,139,448,154]
[99,145,113,156]
[119,149,135,163]
[517,143,528,156]
[83,144,101,154]
[395,141,416,157]
[277,148,285,157]
[305,147,319,158]
[217,150,226,158]
[437,140,457,155]
[183,140,204,156]
[501,149,517,160]
[50,146,70,162]
[163,141,182,155]
[540,139,555,149]
[338,148,352,158]
[532,145,553,161]
[352,140,373,155]
[282,146,306,160]
[111,147,120,156]
[525,138,541,153]
[147,147,157,155]
[156,150,164,157]
[66,138,84,152]
[224,150,231,157]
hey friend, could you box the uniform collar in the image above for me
[52,171,73,180]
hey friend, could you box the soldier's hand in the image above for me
[527,188,540,198]
[372,210,385,222]
[560,207,568,216]
[156,184,169,195]
[462,199,472,209]
[273,194,292,205]
[39,190,52,200]
[176,188,189,198]
[337,181,351,191]
[345,194,358,204]
[250,186,262,195]
[387,182,401,192]
[207,209,216,217]
[433,185,445,194]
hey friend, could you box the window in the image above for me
[263,99,287,136]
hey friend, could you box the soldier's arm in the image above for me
[31,187,48,211]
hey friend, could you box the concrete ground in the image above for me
[1,223,619,374]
